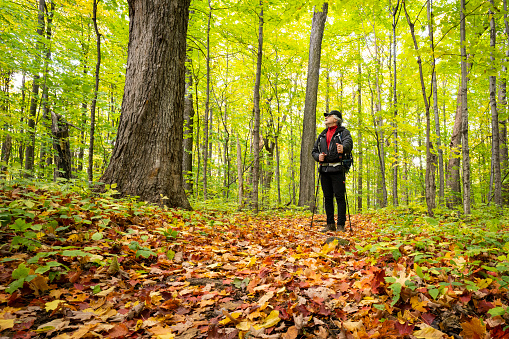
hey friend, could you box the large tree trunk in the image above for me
[428,0,444,205]
[489,0,502,205]
[404,2,436,216]
[251,0,263,213]
[298,2,327,209]
[100,0,191,208]
[460,0,471,214]
[183,57,194,194]
[25,0,45,176]
[88,0,101,183]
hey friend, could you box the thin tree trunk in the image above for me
[460,0,471,214]
[236,134,243,209]
[428,0,444,205]
[39,0,54,173]
[371,20,388,208]
[501,0,509,203]
[298,2,328,209]
[404,2,436,216]
[446,87,463,208]
[24,0,46,176]
[19,72,26,168]
[392,0,400,206]
[357,60,363,211]
[489,0,502,205]
[1,74,12,172]
[88,0,101,183]
[252,0,263,213]
[202,0,212,199]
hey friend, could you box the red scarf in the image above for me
[326,125,337,149]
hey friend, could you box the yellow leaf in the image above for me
[413,325,446,338]
[236,321,252,331]
[67,234,82,243]
[219,311,242,325]
[45,300,65,312]
[410,296,428,312]
[96,286,116,297]
[247,256,257,267]
[0,319,14,331]
[475,278,493,289]
[254,310,280,330]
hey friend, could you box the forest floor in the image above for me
[1,183,509,339]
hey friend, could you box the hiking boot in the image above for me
[320,224,336,232]
[337,224,345,232]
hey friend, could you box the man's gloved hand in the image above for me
[336,143,343,154]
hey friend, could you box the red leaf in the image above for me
[395,321,414,335]
[460,293,472,304]
[477,300,494,313]
[108,324,129,338]
[422,312,436,325]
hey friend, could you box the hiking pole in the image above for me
[343,171,352,232]
[310,168,321,228]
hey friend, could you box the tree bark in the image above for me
[428,0,444,205]
[404,2,436,216]
[202,0,212,199]
[100,0,191,208]
[39,0,55,172]
[183,57,194,194]
[24,0,46,176]
[236,134,243,209]
[392,0,399,206]
[460,0,471,214]
[298,2,328,209]
[251,0,263,213]
[51,112,72,179]
[446,87,463,208]
[501,0,509,203]
[357,60,363,211]
[88,0,101,183]
[489,0,502,205]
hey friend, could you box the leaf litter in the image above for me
[1,185,509,338]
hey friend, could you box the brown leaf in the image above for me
[108,323,129,338]
[281,326,299,339]
[460,317,486,339]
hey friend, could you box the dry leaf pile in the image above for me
[1,185,509,338]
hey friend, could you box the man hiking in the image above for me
[311,110,353,232]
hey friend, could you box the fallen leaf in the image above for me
[281,326,299,339]
[460,317,486,339]
[413,325,446,339]
[0,319,14,331]
[45,299,65,312]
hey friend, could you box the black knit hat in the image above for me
[324,110,342,120]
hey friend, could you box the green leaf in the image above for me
[92,285,101,294]
[167,249,175,260]
[415,264,424,279]
[428,287,440,299]
[10,218,31,232]
[6,278,25,294]
[136,249,156,258]
[488,307,506,317]
[91,232,103,241]
[12,263,30,279]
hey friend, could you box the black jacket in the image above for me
[311,125,353,164]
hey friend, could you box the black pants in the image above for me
[320,170,346,226]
